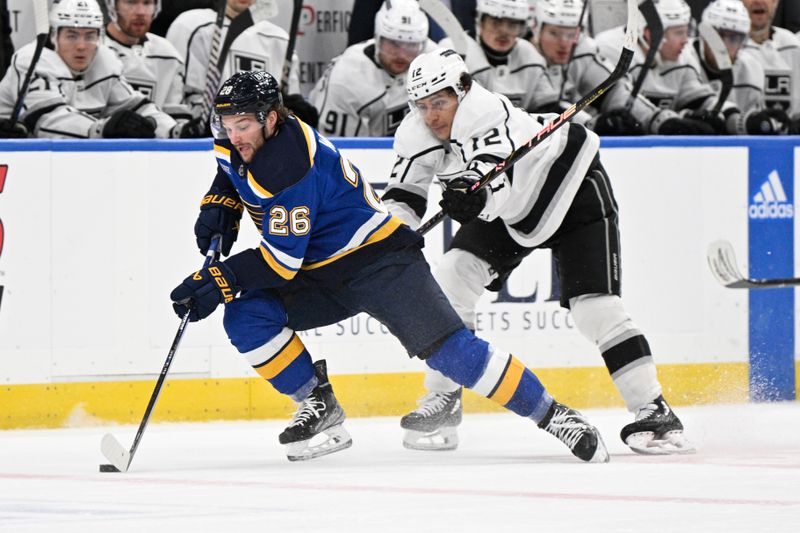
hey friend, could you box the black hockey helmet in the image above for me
[213,71,283,124]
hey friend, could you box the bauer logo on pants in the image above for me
[749,170,794,219]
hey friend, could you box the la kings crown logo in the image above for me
[749,170,794,219]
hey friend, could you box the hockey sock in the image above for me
[426,328,553,422]
[243,328,317,402]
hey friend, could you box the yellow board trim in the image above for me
[259,245,297,280]
[254,335,306,380]
[489,356,525,406]
[0,362,764,429]
[302,217,403,271]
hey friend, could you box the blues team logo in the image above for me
[749,170,794,219]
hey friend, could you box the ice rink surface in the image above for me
[1,402,798,532]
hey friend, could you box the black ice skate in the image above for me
[400,388,462,451]
[538,400,609,463]
[620,395,695,455]
[278,360,352,461]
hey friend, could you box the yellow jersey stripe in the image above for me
[213,144,231,157]
[489,356,525,407]
[296,118,316,169]
[301,216,403,271]
[253,334,306,379]
[259,245,298,280]
[248,170,273,199]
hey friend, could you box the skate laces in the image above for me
[288,395,326,428]
[546,409,587,450]
[413,392,453,417]
[635,398,668,422]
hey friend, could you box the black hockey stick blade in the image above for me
[418,0,639,236]
[697,23,733,115]
[281,0,303,93]
[707,240,800,289]
[625,0,662,111]
[100,236,222,472]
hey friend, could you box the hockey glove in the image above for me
[170,261,239,322]
[744,108,790,135]
[102,109,157,138]
[589,109,643,136]
[439,172,487,224]
[195,193,244,256]
[284,93,320,129]
[0,119,28,138]
[173,116,210,138]
[684,110,726,135]
[657,117,716,135]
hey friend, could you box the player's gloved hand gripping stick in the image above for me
[99,235,222,473]
[417,0,640,236]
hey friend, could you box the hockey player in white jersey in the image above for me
[387,48,693,455]
[166,0,315,126]
[309,0,435,137]
[595,0,731,133]
[440,0,559,112]
[688,0,788,134]
[740,0,800,133]
[104,0,205,137]
[531,0,712,135]
[0,0,177,139]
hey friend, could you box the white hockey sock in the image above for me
[612,358,663,412]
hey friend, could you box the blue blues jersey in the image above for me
[212,116,420,290]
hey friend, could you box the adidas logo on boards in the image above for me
[749,170,794,219]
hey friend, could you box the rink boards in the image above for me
[0,137,796,428]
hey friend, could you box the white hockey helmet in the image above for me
[374,0,429,43]
[105,0,162,24]
[407,48,469,102]
[476,0,530,21]
[50,0,105,32]
[654,0,692,29]
[701,0,750,35]
[535,0,585,29]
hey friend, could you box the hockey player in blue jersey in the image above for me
[170,70,610,463]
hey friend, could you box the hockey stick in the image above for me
[418,0,639,236]
[707,240,800,289]
[100,236,222,473]
[697,22,733,115]
[8,0,49,127]
[418,0,469,55]
[625,0,662,111]
[281,0,303,93]
[201,0,227,124]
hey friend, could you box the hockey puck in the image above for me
[99,464,120,473]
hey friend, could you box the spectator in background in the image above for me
[149,0,215,37]
[740,0,800,132]
[348,0,477,46]
[0,0,177,138]
[1,0,13,80]
[310,0,435,136]
[105,0,206,137]
[773,0,800,33]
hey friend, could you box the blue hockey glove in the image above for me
[170,262,238,322]
[195,193,243,256]
[439,171,487,224]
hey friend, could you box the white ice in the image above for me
[1,402,799,532]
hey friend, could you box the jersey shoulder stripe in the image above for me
[301,216,404,271]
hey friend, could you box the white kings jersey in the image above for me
[595,26,716,112]
[440,36,559,112]
[544,34,678,133]
[166,9,300,116]
[384,82,600,248]
[309,39,436,137]
[687,39,767,114]
[741,27,800,118]
[0,41,177,138]
[105,32,193,120]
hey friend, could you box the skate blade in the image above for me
[402,427,459,451]
[286,424,353,462]
[626,430,697,455]
[588,433,610,463]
